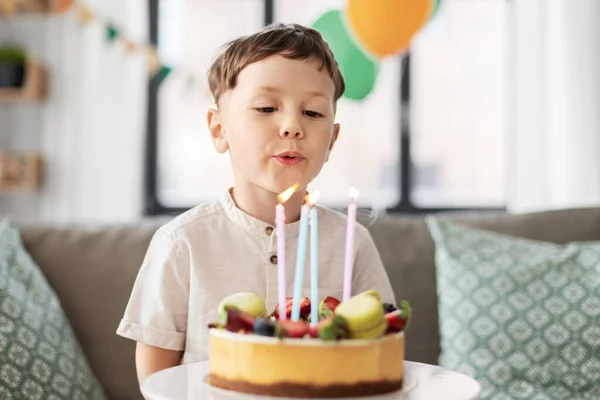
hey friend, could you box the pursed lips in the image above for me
[273,151,305,166]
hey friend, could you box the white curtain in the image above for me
[0,0,147,224]
[509,0,600,212]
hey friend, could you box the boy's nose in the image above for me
[279,129,304,139]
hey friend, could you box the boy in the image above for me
[116,23,395,383]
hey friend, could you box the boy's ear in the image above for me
[207,108,228,153]
[325,123,340,162]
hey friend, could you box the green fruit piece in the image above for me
[356,289,381,301]
[350,319,388,340]
[335,294,384,333]
[319,315,349,341]
[218,292,267,318]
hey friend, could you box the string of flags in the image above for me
[0,0,174,83]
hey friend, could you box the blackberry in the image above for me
[383,302,398,313]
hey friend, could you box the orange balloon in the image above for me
[345,0,433,58]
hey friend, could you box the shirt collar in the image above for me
[220,188,301,239]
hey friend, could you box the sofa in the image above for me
[15,206,600,399]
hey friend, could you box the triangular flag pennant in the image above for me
[106,23,119,43]
[158,65,172,84]
[76,4,95,24]
[122,38,138,53]
[147,47,161,76]
[53,0,73,13]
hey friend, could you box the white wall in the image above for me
[0,0,147,224]
[509,0,600,212]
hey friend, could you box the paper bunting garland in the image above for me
[146,47,162,76]
[0,0,172,81]
[122,39,138,53]
[76,4,95,24]
[106,24,119,43]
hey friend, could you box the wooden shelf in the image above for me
[0,59,47,103]
[0,152,43,193]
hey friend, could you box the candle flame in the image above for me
[278,184,299,203]
[349,187,359,201]
[305,191,321,206]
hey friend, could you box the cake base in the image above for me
[209,374,403,398]
[208,329,405,398]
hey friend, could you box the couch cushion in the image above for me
[0,219,107,400]
[426,218,600,399]
[19,222,163,400]
[366,207,600,365]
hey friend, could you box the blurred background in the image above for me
[1,0,599,224]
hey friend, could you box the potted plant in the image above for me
[0,46,27,88]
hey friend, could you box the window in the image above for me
[409,0,508,208]
[146,0,508,215]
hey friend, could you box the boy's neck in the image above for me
[230,184,306,226]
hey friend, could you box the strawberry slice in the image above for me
[219,306,256,333]
[318,296,341,318]
[385,300,411,333]
[275,319,310,338]
[273,297,311,319]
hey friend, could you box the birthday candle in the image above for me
[276,184,298,320]
[343,187,359,301]
[291,202,310,321]
[308,192,321,325]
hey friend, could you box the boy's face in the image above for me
[208,54,340,195]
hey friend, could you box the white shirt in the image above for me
[116,189,395,364]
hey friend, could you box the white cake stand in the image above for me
[141,361,481,400]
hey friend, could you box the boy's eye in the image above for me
[304,110,323,118]
[256,107,275,114]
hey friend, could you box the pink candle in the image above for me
[276,203,287,320]
[276,184,298,320]
[343,187,359,301]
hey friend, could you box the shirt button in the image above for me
[265,226,274,236]
[269,254,278,264]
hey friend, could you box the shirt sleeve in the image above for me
[351,224,397,305]
[116,227,189,351]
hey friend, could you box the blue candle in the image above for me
[291,204,310,321]
[309,205,319,324]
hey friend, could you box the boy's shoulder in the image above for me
[158,197,226,238]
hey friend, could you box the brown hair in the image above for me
[208,23,345,105]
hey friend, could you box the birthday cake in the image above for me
[207,290,411,398]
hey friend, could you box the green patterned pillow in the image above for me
[426,217,600,400]
[0,219,107,400]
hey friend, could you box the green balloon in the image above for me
[312,9,378,101]
[432,0,442,18]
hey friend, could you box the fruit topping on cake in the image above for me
[273,297,311,320]
[253,318,276,337]
[318,296,341,318]
[219,306,256,333]
[218,292,267,318]
[209,290,410,341]
[383,302,398,313]
[385,300,411,333]
[275,319,311,338]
